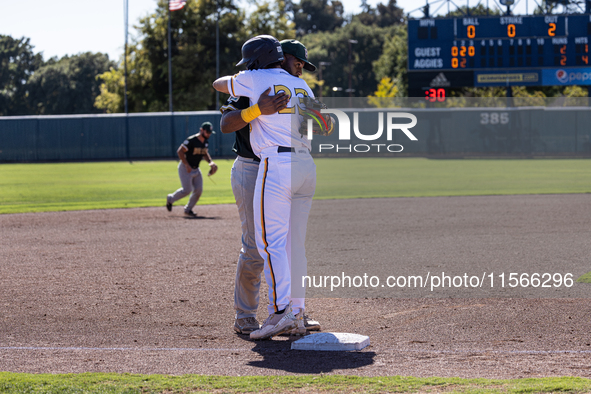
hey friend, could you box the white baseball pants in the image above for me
[254,146,316,316]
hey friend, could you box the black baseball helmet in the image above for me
[236,35,284,70]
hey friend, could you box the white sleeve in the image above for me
[228,71,254,99]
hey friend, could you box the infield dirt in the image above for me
[1,195,591,378]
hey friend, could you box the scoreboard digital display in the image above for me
[409,15,590,70]
[407,14,591,94]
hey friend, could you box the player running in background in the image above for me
[220,37,321,336]
[214,35,318,339]
[166,121,217,217]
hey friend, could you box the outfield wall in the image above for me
[0,112,231,162]
[313,106,591,157]
[1,107,590,162]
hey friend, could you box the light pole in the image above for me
[216,0,220,110]
[124,0,130,160]
[124,0,129,115]
[318,61,331,99]
[348,39,357,107]
[167,1,173,113]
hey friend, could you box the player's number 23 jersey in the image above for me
[228,68,314,156]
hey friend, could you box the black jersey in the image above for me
[220,96,259,161]
[182,134,209,169]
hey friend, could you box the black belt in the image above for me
[278,146,295,153]
[238,155,260,162]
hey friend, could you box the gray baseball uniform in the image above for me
[221,96,264,320]
[167,134,209,214]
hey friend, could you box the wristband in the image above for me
[240,103,261,123]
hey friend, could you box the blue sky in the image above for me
[1,0,529,62]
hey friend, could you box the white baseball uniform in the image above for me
[227,68,316,316]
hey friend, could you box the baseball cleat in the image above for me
[184,210,197,217]
[234,317,260,334]
[166,200,172,212]
[303,313,321,331]
[286,309,320,335]
[250,303,297,340]
[286,312,307,336]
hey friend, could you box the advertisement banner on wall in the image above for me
[474,70,541,87]
[542,68,591,86]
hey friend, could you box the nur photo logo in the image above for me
[307,110,419,154]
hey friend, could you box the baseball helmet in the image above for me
[236,35,284,70]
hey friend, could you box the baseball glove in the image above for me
[298,97,334,137]
[208,162,218,176]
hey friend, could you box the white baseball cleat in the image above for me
[286,309,321,335]
[286,312,307,336]
[303,313,321,331]
[250,303,297,340]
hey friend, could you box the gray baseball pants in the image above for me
[168,162,203,212]
[231,156,264,319]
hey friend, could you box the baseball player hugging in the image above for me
[213,36,317,340]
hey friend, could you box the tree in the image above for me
[354,0,404,27]
[533,0,583,14]
[0,35,43,115]
[27,52,113,115]
[293,0,345,35]
[94,66,125,114]
[246,0,295,40]
[446,4,501,16]
[373,24,407,96]
[301,21,398,98]
[368,76,399,107]
[95,0,246,113]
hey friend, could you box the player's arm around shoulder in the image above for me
[214,71,255,98]
[213,71,248,95]
[220,88,289,134]
[213,76,231,94]
[220,98,248,134]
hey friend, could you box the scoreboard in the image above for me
[407,14,591,96]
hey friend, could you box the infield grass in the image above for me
[1,158,591,214]
[1,372,591,393]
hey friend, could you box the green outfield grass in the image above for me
[314,157,591,199]
[1,158,591,214]
[0,160,235,214]
[1,372,591,393]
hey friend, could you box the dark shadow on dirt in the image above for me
[182,215,220,220]
[248,340,376,373]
